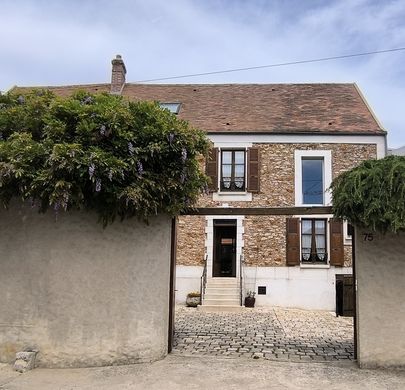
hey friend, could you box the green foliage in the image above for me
[331,155,405,233]
[0,90,209,225]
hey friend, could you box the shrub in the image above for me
[331,155,405,233]
[0,90,209,226]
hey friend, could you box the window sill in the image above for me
[213,192,252,202]
[300,264,330,269]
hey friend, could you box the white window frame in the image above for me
[296,214,333,269]
[212,143,253,201]
[343,220,353,245]
[294,150,332,207]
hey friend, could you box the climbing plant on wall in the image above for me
[331,155,405,233]
[0,90,209,225]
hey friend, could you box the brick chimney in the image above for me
[110,55,126,94]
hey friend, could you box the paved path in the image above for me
[2,355,404,390]
[173,306,354,362]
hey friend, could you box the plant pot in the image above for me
[244,297,256,308]
[186,295,201,307]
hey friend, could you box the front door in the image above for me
[213,220,237,277]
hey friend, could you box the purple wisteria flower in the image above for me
[62,193,69,210]
[95,178,102,192]
[108,170,113,181]
[100,124,106,136]
[17,95,25,104]
[128,142,135,155]
[88,163,95,179]
[167,133,175,146]
[54,201,61,213]
[181,148,187,163]
[137,161,144,176]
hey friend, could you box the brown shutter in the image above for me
[329,219,344,266]
[206,148,218,192]
[286,218,300,266]
[247,147,260,193]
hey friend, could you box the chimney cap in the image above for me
[111,54,126,74]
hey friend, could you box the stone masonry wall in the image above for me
[177,143,376,267]
[177,216,206,266]
[197,143,377,207]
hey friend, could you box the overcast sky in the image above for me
[1,0,404,147]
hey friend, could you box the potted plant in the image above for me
[244,290,256,308]
[186,292,201,307]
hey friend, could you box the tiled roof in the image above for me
[11,83,385,135]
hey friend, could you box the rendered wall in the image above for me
[0,204,172,368]
[176,265,352,311]
[356,229,405,368]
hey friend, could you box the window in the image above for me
[344,221,353,245]
[294,150,332,206]
[301,219,328,264]
[220,150,245,191]
[302,158,324,204]
[159,103,181,114]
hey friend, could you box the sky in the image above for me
[1,0,405,147]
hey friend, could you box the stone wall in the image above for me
[356,229,405,368]
[197,143,377,207]
[243,216,287,266]
[0,203,172,368]
[176,143,374,267]
[177,216,206,266]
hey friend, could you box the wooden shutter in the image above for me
[329,219,344,266]
[206,148,218,192]
[247,147,260,193]
[286,218,300,266]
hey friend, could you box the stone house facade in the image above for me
[172,85,386,310]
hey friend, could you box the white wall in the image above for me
[0,203,172,368]
[244,266,352,311]
[176,265,352,311]
[356,229,405,368]
[175,265,203,304]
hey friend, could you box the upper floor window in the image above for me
[302,158,324,204]
[221,150,245,191]
[159,102,181,114]
[294,150,332,206]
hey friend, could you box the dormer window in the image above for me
[159,103,181,114]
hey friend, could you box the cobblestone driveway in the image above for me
[173,306,354,362]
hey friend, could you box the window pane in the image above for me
[235,164,245,177]
[234,151,245,164]
[222,178,231,189]
[315,234,325,250]
[302,220,312,234]
[302,159,323,204]
[222,165,232,177]
[234,178,244,189]
[159,103,180,113]
[222,151,232,164]
[315,220,325,234]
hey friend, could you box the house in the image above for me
[10,55,387,312]
[174,82,386,311]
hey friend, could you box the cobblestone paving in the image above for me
[173,306,354,362]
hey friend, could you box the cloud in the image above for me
[1,0,404,146]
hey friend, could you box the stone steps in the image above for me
[200,277,242,312]
[197,304,244,312]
